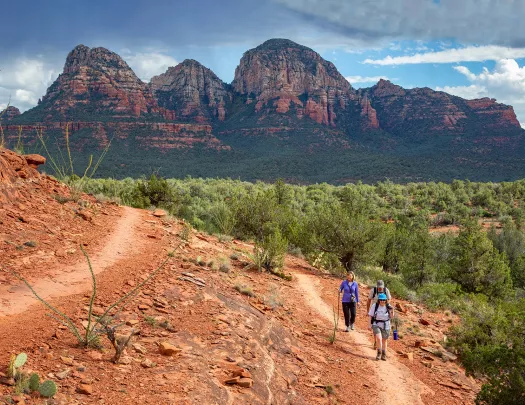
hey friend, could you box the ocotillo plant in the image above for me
[1,241,182,351]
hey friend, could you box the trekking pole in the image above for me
[337,290,341,330]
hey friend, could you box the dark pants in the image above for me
[342,302,356,327]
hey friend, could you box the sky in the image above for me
[2,0,525,125]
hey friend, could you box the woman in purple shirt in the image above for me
[339,271,359,332]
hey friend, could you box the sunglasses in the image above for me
[379,300,387,302]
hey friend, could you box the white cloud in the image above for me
[346,75,389,84]
[435,84,486,100]
[123,52,178,82]
[364,46,525,65]
[436,59,525,125]
[0,58,58,112]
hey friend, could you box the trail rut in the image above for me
[295,272,432,405]
[0,206,142,317]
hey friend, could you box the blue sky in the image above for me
[2,0,525,125]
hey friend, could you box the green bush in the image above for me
[451,297,525,405]
[416,282,462,310]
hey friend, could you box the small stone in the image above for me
[158,342,181,356]
[237,378,253,388]
[119,357,132,365]
[395,302,407,313]
[138,304,150,311]
[419,319,431,326]
[126,320,140,327]
[225,376,240,385]
[56,369,70,380]
[61,356,74,366]
[87,351,103,361]
[77,384,93,395]
[403,352,414,362]
[153,209,166,218]
[141,359,155,368]
[133,343,147,354]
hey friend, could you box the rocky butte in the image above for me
[2,38,524,182]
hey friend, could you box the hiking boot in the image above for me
[350,324,355,331]
[376,350,381,361]
[381,351,387,361]
[345,326,350,332]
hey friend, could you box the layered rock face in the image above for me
[1,106,21,121]
[150,60,232,122]
[361,79,521,135]
[232,39,353,126]
[38,45,171,120]
[0,148,46,205]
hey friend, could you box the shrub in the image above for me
[450,297,525,404]
[132,174,178,212]
[416,282,462,310]
[234,283,255,297]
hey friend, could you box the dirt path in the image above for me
[0,206,142,317]
[295,272,432,405]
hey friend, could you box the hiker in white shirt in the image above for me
[368,293,394,361]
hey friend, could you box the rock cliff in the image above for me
[34,45,173,120]
[232,39,353,126]
[150,60,232,123]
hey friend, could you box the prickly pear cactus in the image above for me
[38,380,57,398]
[14,353,27,368]
[29,373,40,392]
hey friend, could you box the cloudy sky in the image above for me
[2,0,525,125]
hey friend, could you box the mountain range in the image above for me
[2,38,525,183]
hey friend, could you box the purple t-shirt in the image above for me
[339,280,359,303]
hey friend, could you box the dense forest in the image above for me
[72,175,525,404]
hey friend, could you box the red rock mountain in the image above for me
[232,39,353,126]
[5,39,525,182]
[34,45,172,120]
[360,79,520,135]
[1,106,21,122]
[149,59,232,123]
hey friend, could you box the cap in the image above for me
[377,280,385,288]
[378,293,388,301]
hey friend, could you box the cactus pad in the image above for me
[38,380,57,398]
[29,373,40,392]
[14,353,27,368]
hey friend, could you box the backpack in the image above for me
[370,302,393,325]
[372,286,389,299]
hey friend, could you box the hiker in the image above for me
[339,271,359,332]
[366,280,391,311]
[368,293,394,361]
[367,280,392,348]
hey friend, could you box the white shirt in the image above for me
[368,303,390,323]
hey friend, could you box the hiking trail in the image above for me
[295,272,432,405]
[0,206,142,317]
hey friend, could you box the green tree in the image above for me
[449,223,512,297]
[452,298,525,405]
[307,202,384,272]
[400,226,436,288]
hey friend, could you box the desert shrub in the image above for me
[132,174,178,212]
[234,283,255,297]
[263,283,283,308]
[248,228,288,272]
[416,282,462,310]
[451,297,525,405]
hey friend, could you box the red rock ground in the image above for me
[0,148,480,404]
